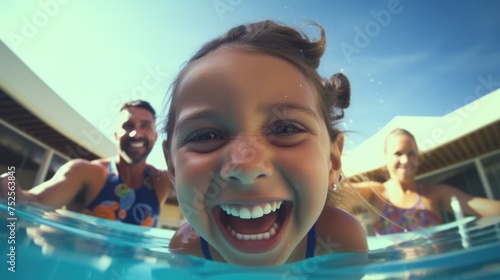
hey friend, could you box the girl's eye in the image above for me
[183,129,226,153]
[268,121,304,137]
[186,129,222,143]
[267,120,307,147]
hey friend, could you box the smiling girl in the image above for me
[162,20,367,266]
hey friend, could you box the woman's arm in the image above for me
[436,184,500,217]
[343,180,383,207]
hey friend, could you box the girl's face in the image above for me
[167,47,341,265]
[385,134,419,181]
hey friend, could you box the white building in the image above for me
[342,89,500,232]
[0,40,183,229]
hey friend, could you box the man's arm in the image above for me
[0,172,37,202]
[1,159,94,209]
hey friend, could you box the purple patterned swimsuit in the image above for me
[373,191,441,235]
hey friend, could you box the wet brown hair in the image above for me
[163,20,350,151]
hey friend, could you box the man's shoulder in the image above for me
[90,158,111,166]
[57,159,109,179]
[61,158,104,170]
[146,164,169,180]
[146,164,173,202]
[145,163,164,172]
[86,158,111,171]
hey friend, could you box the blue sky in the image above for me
[1,0,499,169]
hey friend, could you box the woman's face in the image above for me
[385,134,419,181]
[166,47,341,265]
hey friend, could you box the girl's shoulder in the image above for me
[315,205,368,254]
[168,223,204,258]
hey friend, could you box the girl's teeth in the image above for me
[251,207,263,218]
[239,208,251,219]
[220,201,283,219]
[229,223,279,240]
[263,203,272,214]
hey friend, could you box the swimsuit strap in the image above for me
[415,184,421,204]
[108,158,116,173]
[200,236,212,260]
[305,223,317,258]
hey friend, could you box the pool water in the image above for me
[1,200,499,279]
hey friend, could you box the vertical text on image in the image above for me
[5,166,17,273]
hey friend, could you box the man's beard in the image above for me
[120,138,152,164]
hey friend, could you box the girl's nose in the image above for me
[220,136,273,185]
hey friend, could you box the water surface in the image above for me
[1,200,499,279]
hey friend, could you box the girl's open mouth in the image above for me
[213,201,292,253]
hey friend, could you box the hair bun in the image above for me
[326,73,351,109]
